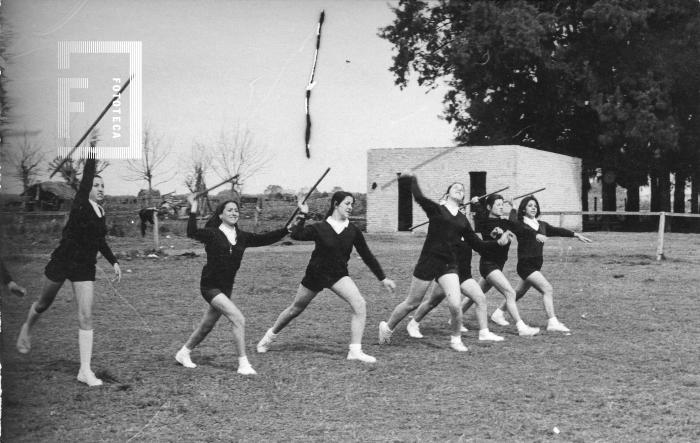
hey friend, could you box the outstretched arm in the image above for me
[352,228,387,282]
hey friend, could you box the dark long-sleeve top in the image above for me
[187,213,288,291]
[409,177,499,264]
[51,157,118,265]
[290,218,386,282]
[472,202,513,266]
[508,210,575,259]
[1,259,14,284]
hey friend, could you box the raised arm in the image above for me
[404,175,441,217]
[186,211,214,243]
[74,156,96,204]
[352,228,386,281]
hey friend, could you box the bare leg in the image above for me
[459,279,488,330]
[17,277,64,354]
[436,273,463,338]
[524,271,556,319]
[270,284,319,334]
[412,283,446,323]
[386,276,432,330]
[209,294,248,358]
[487,270,526,324]
[330,277,367,345]
[184,305,222,350]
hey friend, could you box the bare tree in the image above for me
[123,125,173,206]
[8,131,45,192]
[47,132,110,190]
[211,124,270,194]
[184,141,211,214]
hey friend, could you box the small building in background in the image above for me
[21,181,76,211]
[366,145,582,233]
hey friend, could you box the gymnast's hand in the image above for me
[7,281,26,297]
[536,234,547,243]
[381,278,396,293]
[574,232,592,243]
[112,263,122,284]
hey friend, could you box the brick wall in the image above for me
[367,145,582,232]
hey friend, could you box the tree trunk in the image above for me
[659,171,671,212]
[650,171,660,211]
[147,181,153,207]
[692,168,699,214]
[625,185,640,211]
[602,180,616,211]
[673,173,686,213]
[581,169,590,211]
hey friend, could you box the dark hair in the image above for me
[325,191,355,217]
[517,196,540,220]
[443,182,464,201]
[94,174,103,180]
[205,199,240,228]
[485,194,503,210]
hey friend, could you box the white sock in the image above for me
[516,320,526,328]
[450,335,462,344]
[179,345,192,354]
[479,328,489,334]
[267,328,278,338]
[78,329,94,374]
[349,343,362,353]
[238,356,251,367]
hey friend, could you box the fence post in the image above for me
[559,212,565,227]
[656,212,666,261]
[153,211,160,251]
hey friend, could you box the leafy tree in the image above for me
[380,0,700,212]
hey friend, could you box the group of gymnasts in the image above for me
[8,154,591,385]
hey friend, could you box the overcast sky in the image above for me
[1,0,456,195]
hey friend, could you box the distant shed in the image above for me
[366,145,582,232]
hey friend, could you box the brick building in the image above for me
[367,145,582,233]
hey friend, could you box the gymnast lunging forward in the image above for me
[459,194,541,336]
[174,194,289,375]
[378,175,500,352]
[16,151,121,387]
[257,191,396,363]
[493,196,591,332]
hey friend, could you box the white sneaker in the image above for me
[237,365,257,375]
[77,370,104,387]
[490,309,510,326]
[17,323,31,354]
[175,348,197,368]
[449,339,469,352]
[478,330,505,342]
[447,318,468,332]
[517,323,540,337]
[347,350,377,363]
[378,321,393,344]
[547,318,571,333]
[406,318,424,338]
[256,329,276,353]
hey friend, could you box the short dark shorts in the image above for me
[413,256,459,281]
[457,263,472,283]
[200,286,233,303]
[516,257,544,280]
[301,272,347,293]
[479,259,506,279]
[44,258,96,283]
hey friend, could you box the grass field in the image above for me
[2,231,699,442]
